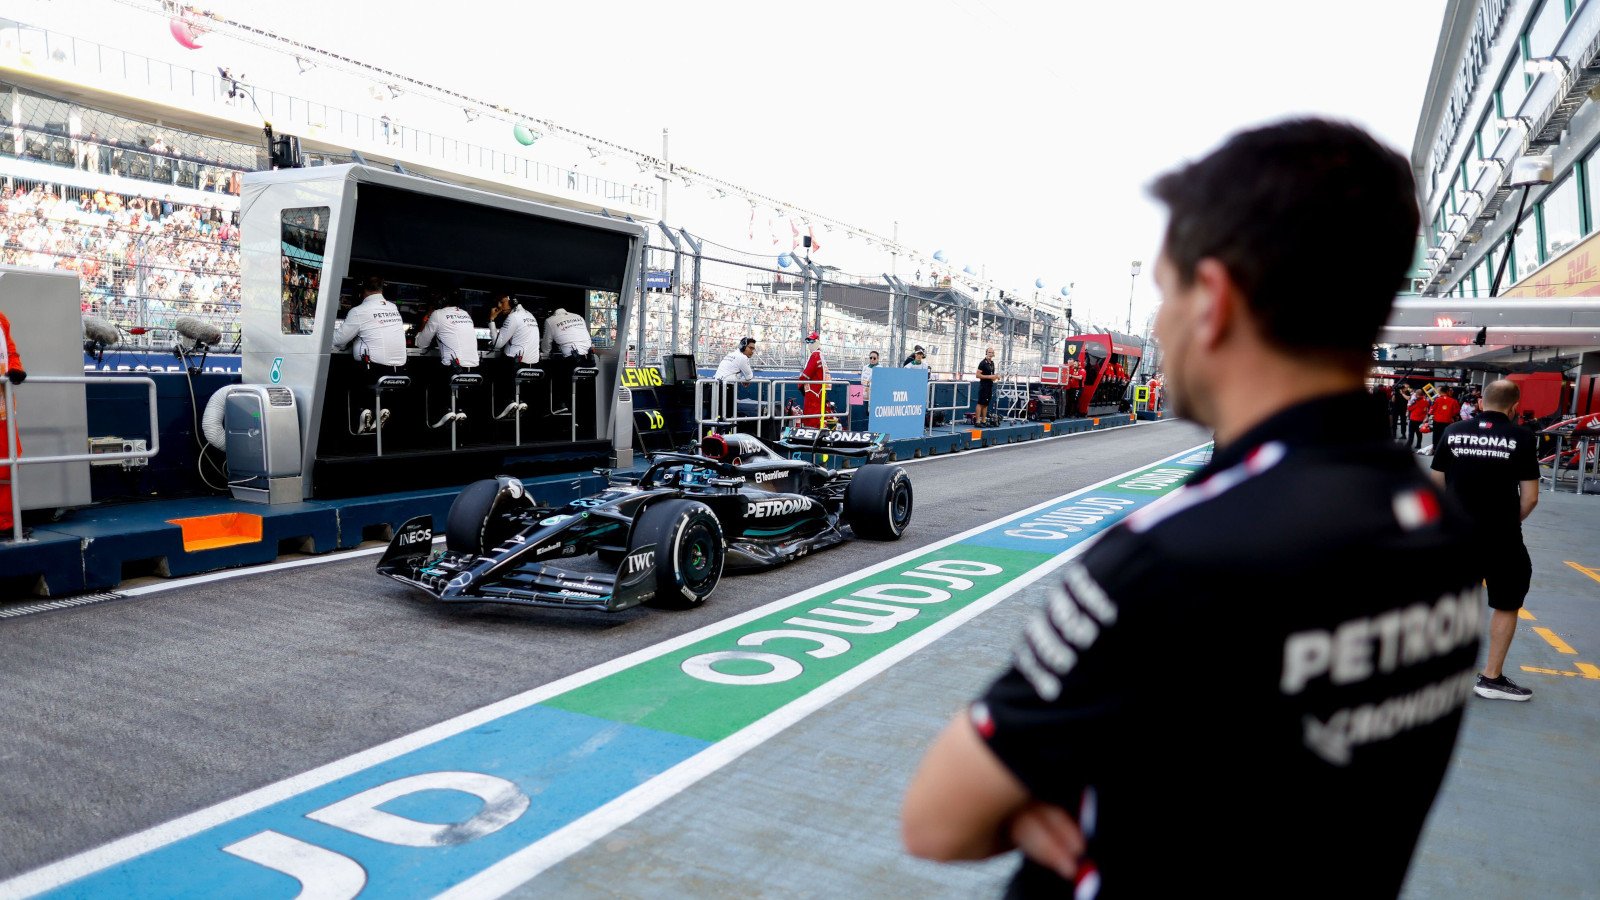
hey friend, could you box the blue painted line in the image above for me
[959,492,1157,553]
[38,708,708,900]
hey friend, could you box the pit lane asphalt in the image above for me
[0,419,1207,882]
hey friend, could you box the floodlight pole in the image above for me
[1126,260,1143,334]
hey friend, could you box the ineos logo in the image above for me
[398,529,432,546]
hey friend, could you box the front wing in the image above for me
[377,516,663,612]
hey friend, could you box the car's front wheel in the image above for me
[844,464,913,540]
[445,478,532,555]
[633,499,725,609]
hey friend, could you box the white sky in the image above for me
[25,0,1447,332]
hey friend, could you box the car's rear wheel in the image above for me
[844,464,913,540]
[446,478,532,555]
[633,499,724,608]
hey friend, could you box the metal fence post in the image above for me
[813,265,824,337]
[656,223,684,357]
[882,274,898,365]
[681,229,703,362]
[630,245,643,360]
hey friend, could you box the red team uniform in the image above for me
[801,335,827,428]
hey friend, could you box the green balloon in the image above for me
[513,123,537,145]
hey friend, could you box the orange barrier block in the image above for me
[1042,423,1052,433]
[167,513,264,552]
[970,429,983,440]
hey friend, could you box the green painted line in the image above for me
[546,544,1051,741]
[545,450,1202,742]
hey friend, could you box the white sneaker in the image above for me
[452,412,468,423]
[359,409,374,433]
[496,401,520,420]
[430,411,455,429]
[377,409,390,429]
[517,402,528,412]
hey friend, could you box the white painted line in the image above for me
[115,546,391,596]
[0,441,1212,900]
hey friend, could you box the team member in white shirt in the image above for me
[541,307,594,359]
[491,295,541,419]
[711,337,757,421]
[541,307,595,416]
[415,291,481,368]
[415,291,481,430]
[332,276,408,433]
[493,297,541,364]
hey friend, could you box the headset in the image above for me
[738,336,756,351]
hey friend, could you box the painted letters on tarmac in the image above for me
[3,444,1211,900]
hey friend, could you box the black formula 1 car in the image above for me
[377,426,914,611]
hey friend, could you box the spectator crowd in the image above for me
[0,180,240,344]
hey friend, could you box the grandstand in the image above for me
[1,80,241,349]
[0,15,1066,375]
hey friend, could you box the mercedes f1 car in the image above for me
[377,426,914,611]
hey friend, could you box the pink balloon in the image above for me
[169,17,203,50]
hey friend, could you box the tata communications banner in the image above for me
[868,367,928,440]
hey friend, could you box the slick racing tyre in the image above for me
[633,499,724,609]
[446,477,532,555]
[844,464,913,540]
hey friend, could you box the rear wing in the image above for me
[775,426,887,459]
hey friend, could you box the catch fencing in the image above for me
[631,226,1071,378]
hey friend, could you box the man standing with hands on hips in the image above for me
[903,119,1479,898]
[1432,379,1541,701]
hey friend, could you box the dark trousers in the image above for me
[1408,420,1423,449]
[1431,422,1448,451]
[1392,411,1407,439]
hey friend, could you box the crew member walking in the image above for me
[1430,386,1460,452]
[1408,389,1431,450]
[0,308,25,537]
[1432,379,1541,701]
[902,119,1479,899]
[1390,386,1410,439]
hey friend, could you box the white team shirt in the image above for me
[415,305,480,367]
[714,349,754,383]
[541,309,593,358]
[332,292,407,366]
[494,306,541,364]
